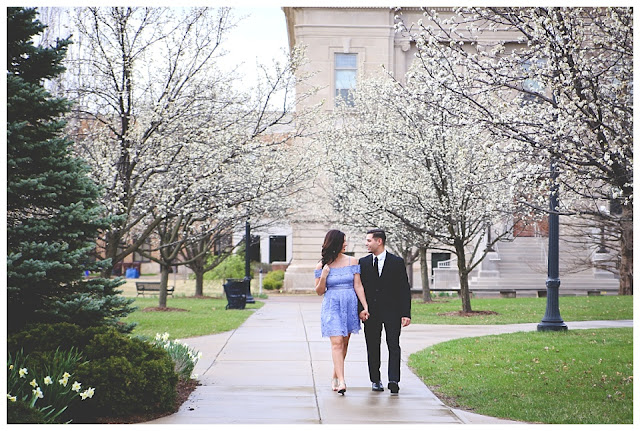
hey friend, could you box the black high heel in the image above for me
[337,381,346,395]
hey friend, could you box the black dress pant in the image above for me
[364,312,401,383]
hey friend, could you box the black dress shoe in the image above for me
[371,381,384,392]
[388,381,399,394]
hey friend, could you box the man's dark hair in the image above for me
[367,229,386,245]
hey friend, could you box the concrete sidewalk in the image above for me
[146,295,633,424]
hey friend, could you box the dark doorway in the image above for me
[269,235,287,263]
[431,252,451,275]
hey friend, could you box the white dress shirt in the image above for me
[373,250,387,277]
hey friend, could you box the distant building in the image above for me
[281,6,619,294]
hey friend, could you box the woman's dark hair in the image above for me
[321,229,345,266]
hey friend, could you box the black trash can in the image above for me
[224,279,247,310]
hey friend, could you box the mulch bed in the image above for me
[94,378,199,424]
[141,307,189,312]
[438,310,499,317]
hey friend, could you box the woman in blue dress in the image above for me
[315,229,369,395]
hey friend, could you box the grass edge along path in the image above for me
[409,327,633,424]
[121,297,264,339]
[410,295,632,325]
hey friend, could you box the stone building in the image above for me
[280,6,619,295]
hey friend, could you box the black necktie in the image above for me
[374,256,379,277]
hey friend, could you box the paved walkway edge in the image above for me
[146,297,632,425]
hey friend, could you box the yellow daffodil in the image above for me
[7,394,17,402]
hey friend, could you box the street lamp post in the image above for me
[244,219,255,304]
[538,160,567,331]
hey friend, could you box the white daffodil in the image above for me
[19,368,28,378]
[32,387,44,399]
[80,387,95,400]
[44,376,53,385]
[71,381,82,392]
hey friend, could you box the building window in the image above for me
[521,58,546,100]
[335,53,357,106]
[269,235,287,263]
[431,253,451,276]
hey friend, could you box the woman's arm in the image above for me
[315,262,329,295]
[353,273,369,319]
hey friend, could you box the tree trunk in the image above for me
[100,231,121,278]
[619,205,633,295]
[406,261,413,288]
[420,247,433,302]
[194,270,204,297]
[455,242,473,313]
[158,264,171,308]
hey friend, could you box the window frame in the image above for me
[330,47,364,108]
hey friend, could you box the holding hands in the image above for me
[359,309,370,322]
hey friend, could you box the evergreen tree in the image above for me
[7,7,135,332]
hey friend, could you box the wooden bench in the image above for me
[135,282,174,297]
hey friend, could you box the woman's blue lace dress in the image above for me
[314,264,361,337]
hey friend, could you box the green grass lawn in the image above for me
[409,328,633,424]
[411,295,633,325]
[121,297,263,339]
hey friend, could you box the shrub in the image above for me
[262,270,285,290]
[7,322,112,355]
[8,322,178,421]
[204,253,245,280]
[71,331,177,419]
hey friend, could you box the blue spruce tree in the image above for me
[7,7,135,332]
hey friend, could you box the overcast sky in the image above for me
[222,7,290,83]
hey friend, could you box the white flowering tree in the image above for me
[396,7,633,294]
[43,7,318,287]
[320,73,532,313]
[136,103,317,307]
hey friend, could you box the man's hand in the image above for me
[401,317,411,327]
[359,310,370,322]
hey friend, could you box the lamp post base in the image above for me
[537,320,568,331]
[537,279,567,332]
[245,277,255,304]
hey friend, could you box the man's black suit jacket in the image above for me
[358,252,411,320]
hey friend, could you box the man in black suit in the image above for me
[358,229,411,394]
